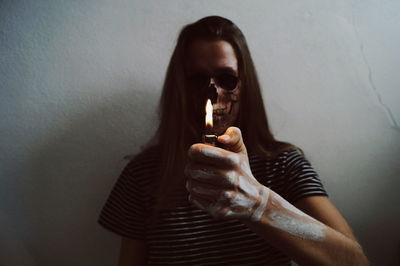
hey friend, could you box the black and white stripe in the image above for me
[98,147,328,265]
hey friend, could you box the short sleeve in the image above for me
[97,159,147,240]
[283,149,328,204]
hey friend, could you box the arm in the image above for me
[241,193,369,266]
[118,238,147,266]
[295,195,357,240]
[185,126,369,266]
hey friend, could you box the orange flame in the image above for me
[205,99,213,129]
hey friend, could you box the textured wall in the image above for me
[1,0,399,265]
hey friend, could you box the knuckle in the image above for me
[225,171,237,185]
[188,144,200,156]
[221,191,232,201]
[233,126,241,135]
[228,153,240,166]
[228,126,241,137]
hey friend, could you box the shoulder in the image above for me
[248,147,304,165]
[279,148,316,174]
[255,147,312,168]
[126,145,160,166]
[121,145,161,182]
[280,149,308,165]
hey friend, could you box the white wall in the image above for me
[1,0,399,265]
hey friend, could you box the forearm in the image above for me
[241,189,369,266]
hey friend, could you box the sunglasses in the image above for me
[187,73,239,91]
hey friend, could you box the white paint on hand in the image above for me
[238,176,259,196]
[191,169,215,181]
[225,209,249,218]
[208,201,223,218]
[229,193,256,210]
[225,171,237,185]
[212,179,269,220]
[201,147,224,159]
[189,153,271,221]
[250,186,270,221]
[192,186,217,197]
[268,211,326,241]
[240,161,253,177]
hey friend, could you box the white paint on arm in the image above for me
[268,211,326,241]
[237,176,270,221]
[267,192,327,241]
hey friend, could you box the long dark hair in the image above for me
[128,16,302,224]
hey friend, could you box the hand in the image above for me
[185,127,270,221]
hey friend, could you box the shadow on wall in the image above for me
[3,82,159,266]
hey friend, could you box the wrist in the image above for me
[249,186,270,222]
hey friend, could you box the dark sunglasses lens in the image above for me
[217,74,238,90]
[188,74,209,89]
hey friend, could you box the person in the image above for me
[98,16,369,265]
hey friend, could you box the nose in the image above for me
[207,78,218,104]
[207,84,218,104]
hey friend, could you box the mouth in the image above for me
[213,111,227,123]
[213,101,235,116]
[213,109,226,116]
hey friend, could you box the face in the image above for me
[186,40,241,136]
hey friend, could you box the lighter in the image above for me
[202,99,218,146]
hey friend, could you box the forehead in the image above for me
[187,40,238,75]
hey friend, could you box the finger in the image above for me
[214,196,254,219]
[226,192,257,210]
[217,127,247,154]
[185,162,237,188]
[224,208,250,219]
[192,184,219,198]
[189,193,213,211]
[187,178,220,199]
[185,163,220,186]
[208,201,232,219]
[191,169,219,185]
[188,143,240,168]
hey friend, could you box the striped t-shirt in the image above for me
[98,147,328,265]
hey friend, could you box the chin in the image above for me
[213,119,234,135]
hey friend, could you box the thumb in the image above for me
[217,127,247,154]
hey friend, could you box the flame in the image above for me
[205,99,213,128]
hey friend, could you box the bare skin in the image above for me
[187,40,241,135]
[185,126,369,265]
[118,40,369,266]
